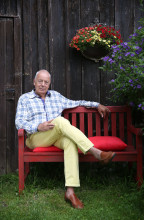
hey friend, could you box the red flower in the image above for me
[70,24,123,52]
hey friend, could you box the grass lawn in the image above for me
[0,162,144,220]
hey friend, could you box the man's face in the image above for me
[34,71,51,97]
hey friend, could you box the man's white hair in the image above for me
[35,70,51,79]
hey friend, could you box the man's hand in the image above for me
[97,104,110,119]
[37,119,55,132]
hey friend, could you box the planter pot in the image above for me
[81,44,110,62]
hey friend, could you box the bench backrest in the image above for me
[63,106,132,143]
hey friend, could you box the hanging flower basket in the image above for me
[70,24,123,62]
[81,44,110,62]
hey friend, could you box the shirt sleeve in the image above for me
[58,93,99,109]
[15,96,39,134]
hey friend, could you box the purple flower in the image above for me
[135,47,142,54]
[103,56,109,61]
[118,56,122,59]
[138,26,142,30]
[134,46,140,50]
[113,48,120,53]
[125,52,130,56]
[129,79,133,83]
[108,58,114,64]
[131,53,135,57]
[132,33,138,37]
[111,45,117,49]
[137,85,141,88]
[120,66,125,70]
[111,79,115,82]
[142,107,144,110]
[138,104,142,108]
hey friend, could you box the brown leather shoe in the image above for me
[100,151,116,164]
[65,192,84,209]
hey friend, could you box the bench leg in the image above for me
[137,160,143,188]
[25,162,30,179]
[19,160,25,195]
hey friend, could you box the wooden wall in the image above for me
[0,0,143,174]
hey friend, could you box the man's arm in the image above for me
[60,93,109,118]
[15,97,40,134]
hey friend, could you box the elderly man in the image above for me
[15,69,116,209]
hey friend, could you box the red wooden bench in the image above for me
[18,106,143,194]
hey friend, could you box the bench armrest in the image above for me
[18,129,25,137]
[18,129,25,152]
[128,125,143,136]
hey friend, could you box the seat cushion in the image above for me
[88,136,127,151]
[28,136,127,152]
[33,146,63,152]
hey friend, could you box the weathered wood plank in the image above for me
[0,19,7,174]
[0,20,6,139]
[6,19,14,85]
[48,0,66,95]
[99,0,114,25]
[37,0,49,71]
[31,0,39,78]
[81,0,101,102]
[99,0,115,105]
[65,0,82,99]
[14,18,22,100]
[0,0,17,16]
[14,17,22,172]
[23,0,33,92]
[115,0,135,41]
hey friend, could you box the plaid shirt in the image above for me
[15,90,99,134]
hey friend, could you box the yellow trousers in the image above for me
[26,117,94,187]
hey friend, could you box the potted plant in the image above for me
[100,17,144,126]
[70,24,123,61]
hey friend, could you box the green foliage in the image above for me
[100,17,144,111]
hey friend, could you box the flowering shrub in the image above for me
[100,18,144,111]
[70,24,122,52]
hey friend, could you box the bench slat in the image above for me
[119,113,125,141]
[96,113,101,136]
[88,113,93,137]
[111,113,117,136]
[72,113,76,127]
[104,115,109,136]
[80,113,84,133]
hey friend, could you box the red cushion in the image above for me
[33,146,63,152]
[28,136,127,152]
[88,136,127,151]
